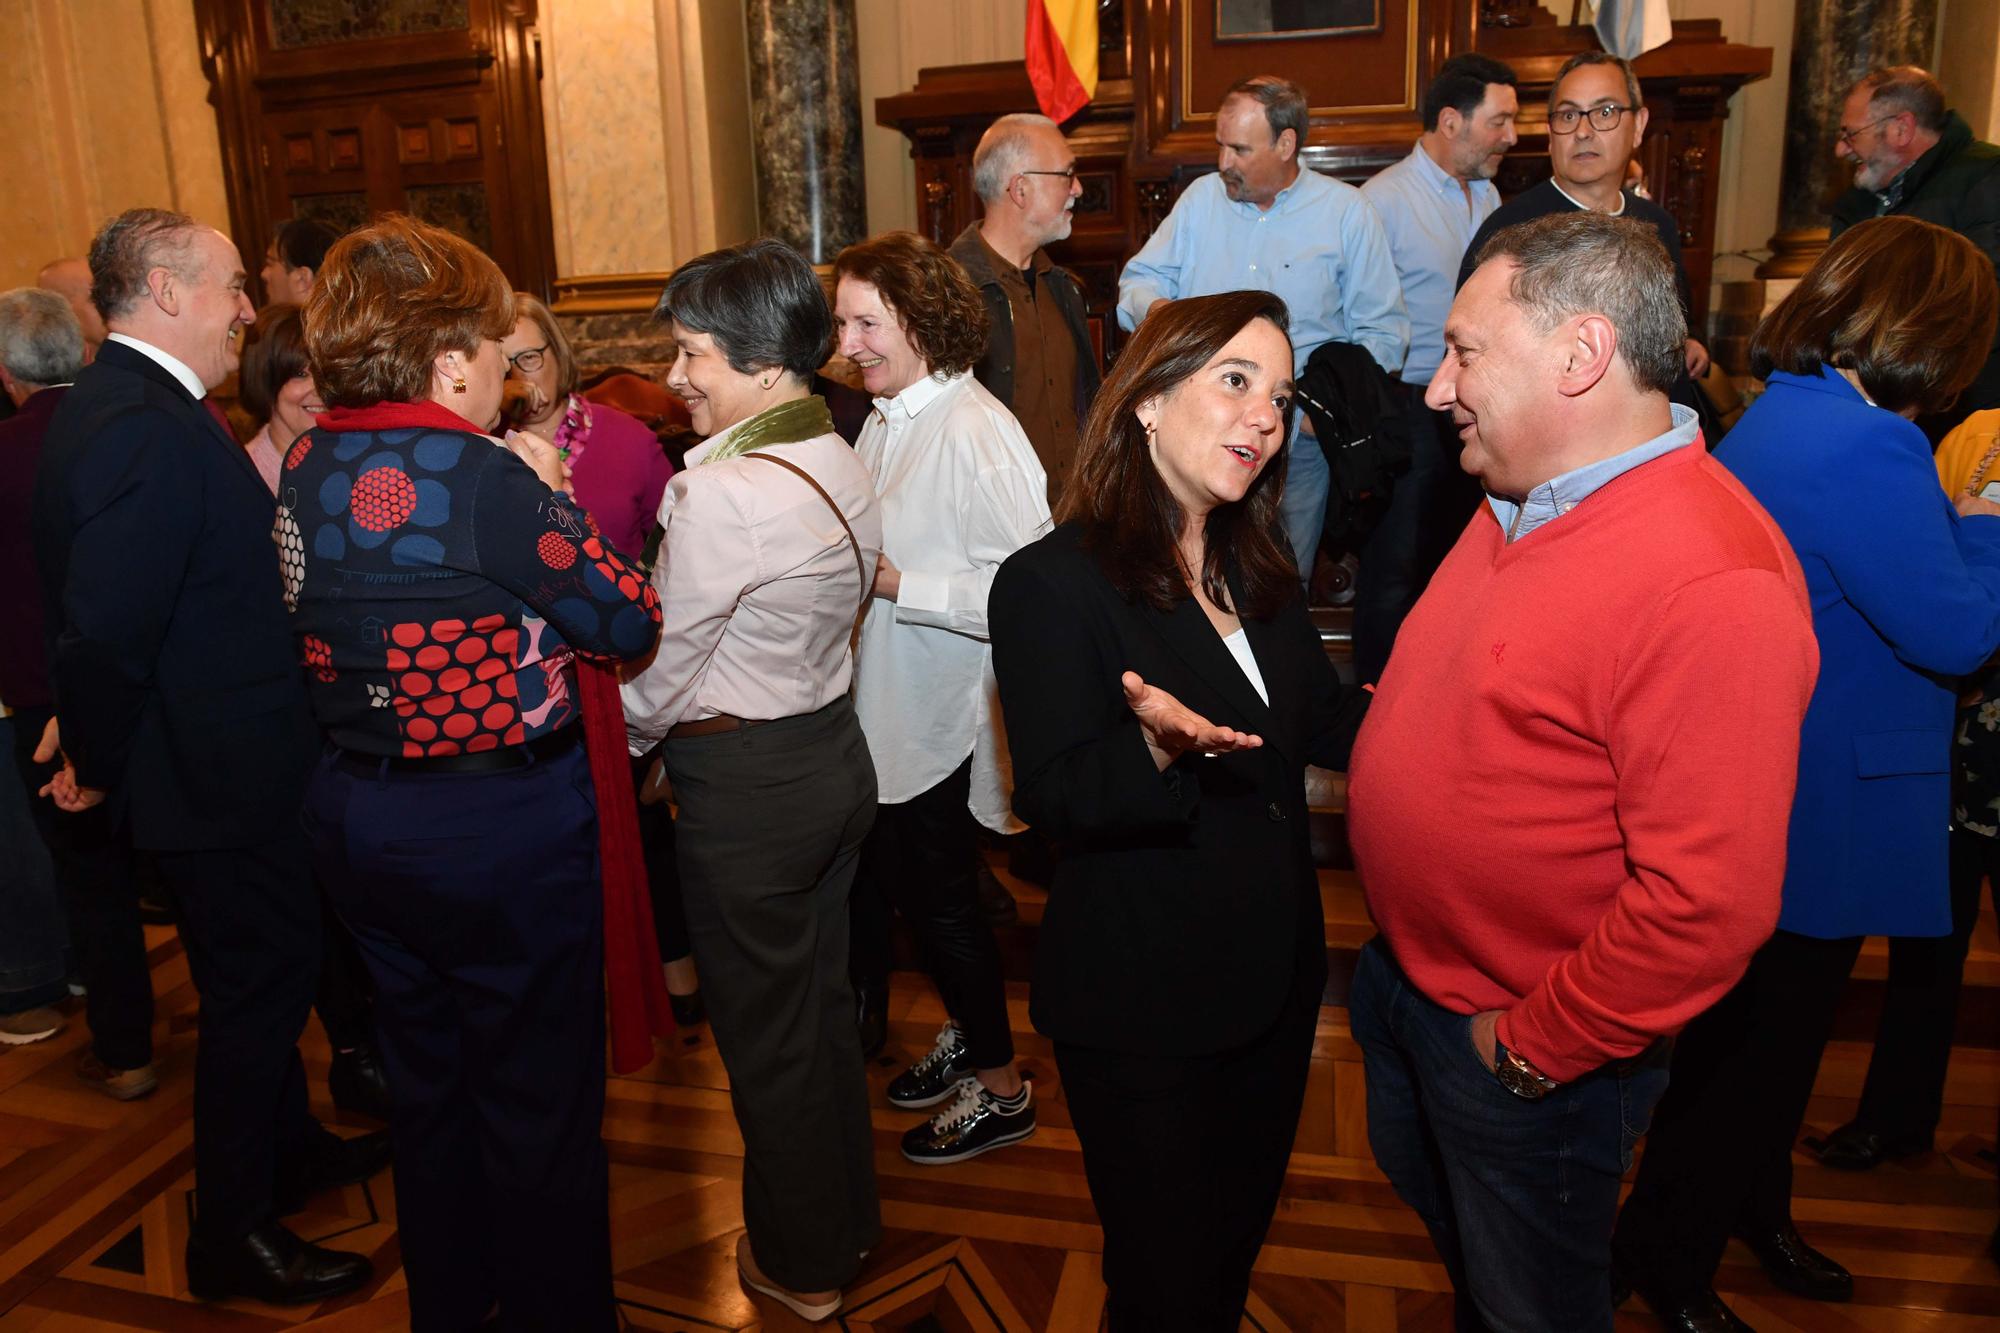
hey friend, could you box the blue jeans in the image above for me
[1348,938,1671,1332]
[1277,420,1330,585]
[0,716,71,1014]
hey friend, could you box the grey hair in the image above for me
[972,113,1063,205]
[1222,75,1310,149]
[1472,212,1686,395]
[87,208,206,322]
[0,288,85,386]
[1856,65,1948,133]
[1551,50,1643,112]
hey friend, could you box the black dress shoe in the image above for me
[975,865,1018,927]
[855,983,888,1061]
[186,1222,372,1304]
[279,1129,393,1214]
[1736,1221,1852,1301]
[1817,1120,1931,1170]
[328,1043,393,1120]
[669,988,706,1027]
[1642,1287,1756,1332]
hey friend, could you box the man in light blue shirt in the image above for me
[1353,53,1519,682]
[1118,75,1409,587]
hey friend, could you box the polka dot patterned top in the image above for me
[278,422,662,759]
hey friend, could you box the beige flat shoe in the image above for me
[735,1233,841,1323]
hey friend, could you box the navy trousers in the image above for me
[1349,939,1670,1332]
[304,742,615,1333]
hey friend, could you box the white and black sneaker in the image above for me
[901,1077,1036,1165]
[886,1022,974,1108]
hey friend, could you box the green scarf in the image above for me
[699,395,836,464]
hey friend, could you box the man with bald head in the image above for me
[949,112,1099,504]
[33,208,382,1306]
[36,258,107,359]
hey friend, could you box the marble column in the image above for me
[745,0,866,265]
[1759,0,1938,277]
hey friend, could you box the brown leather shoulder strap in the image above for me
[739,450,870,625]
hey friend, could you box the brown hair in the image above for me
[833,231,987,377]
[1751,215,1998,418]
[1057,290,1297,619]
[239,303,309,421]
[512,290,578,398]
[304,213,515,407]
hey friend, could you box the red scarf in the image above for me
[318,400,675,1072]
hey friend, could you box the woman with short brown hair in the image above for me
[832,232,1050,1165]
[238,303,317,494]
[1614,215,2000,1326]
[287,212,666,1333]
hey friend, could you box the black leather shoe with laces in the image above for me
[185,1223,372,1305]
[1736,1221,1852,1301]
[900,1078,1036,1165]
[886,1022,973,1108]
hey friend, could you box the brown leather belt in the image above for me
[667,712,774,740]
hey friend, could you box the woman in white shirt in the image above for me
[833,231,1052,1166]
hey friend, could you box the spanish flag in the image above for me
[1026,0,1097,124]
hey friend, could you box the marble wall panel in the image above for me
[541,0,679,278]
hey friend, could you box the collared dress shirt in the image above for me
[622,416,882,750]
[1116,169,1410,379]
[1360,141,1498,385]
[852,371,1051,829]
[105,332,206,399]
[1487,404,1702,542]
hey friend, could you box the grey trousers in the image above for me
[665,697,882,1291]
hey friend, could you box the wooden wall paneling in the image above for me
[194,0,557,300]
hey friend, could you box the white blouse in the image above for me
[1222,628,1270,705]
[851,371,1052,829]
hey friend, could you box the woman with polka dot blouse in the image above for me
[283,214,662,1333]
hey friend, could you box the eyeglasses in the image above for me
[1837,114,1896,149]
[1018,166,1079,183]
[506,344,549,373]
[1549,104,1635,134]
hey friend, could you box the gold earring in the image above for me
[760,375,773,390]
[451,377,467,394]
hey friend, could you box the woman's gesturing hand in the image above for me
[1121,670,1263,771]
[504,428,574,494]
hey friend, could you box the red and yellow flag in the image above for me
[1025,0,1097,124]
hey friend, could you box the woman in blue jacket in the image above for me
[1613,216,2000,1328]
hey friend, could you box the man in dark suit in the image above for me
[32,209,385,1306]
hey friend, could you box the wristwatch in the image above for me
[1493,1036,1559,1100]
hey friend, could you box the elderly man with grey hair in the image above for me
[33,208,382,1307]
[1344,212,1818,1330]
[0,288,88,1049]
[946,112,1099,504]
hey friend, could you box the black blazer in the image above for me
[32,339,318,851]
[990,523,1364,1057]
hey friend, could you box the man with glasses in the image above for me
[1119,74,1409,587]
[1458,52,1711,422]
[1831,66,2000,424]
[949,113,1100,506]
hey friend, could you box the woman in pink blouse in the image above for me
[238,304,322,496]
[501,293,676,557]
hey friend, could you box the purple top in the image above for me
[0,387,65,710]
[557,397,677,557]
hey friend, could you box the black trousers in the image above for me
[306,742,616,1333]
[1350,383,1483,685]
[854,758,1013,1070]
[1613,929,1864,1298]
[11,703,154,1070]
[1057,950,1321,1332]
[153,830,323,1244]
[633,751,692,965]
[668,699,881,1292]
[1850,828,1997,1140]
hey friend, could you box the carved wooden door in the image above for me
[197,0,556,299]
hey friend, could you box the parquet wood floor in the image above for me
[4,861,1998,1331]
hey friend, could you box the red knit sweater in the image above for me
[1347,443,1819,1082]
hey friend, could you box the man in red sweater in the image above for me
[1344,212,1818,1330]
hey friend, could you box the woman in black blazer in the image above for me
[990,290,1365,1332]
